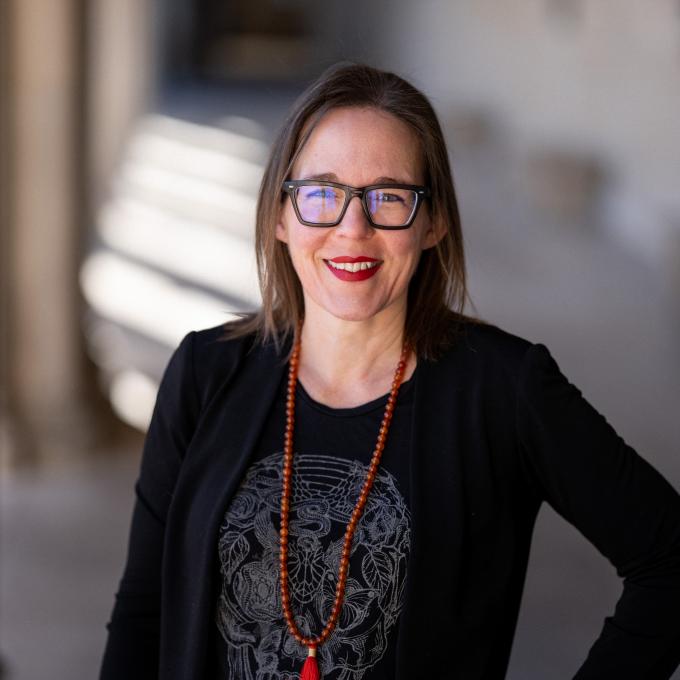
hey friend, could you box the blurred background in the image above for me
[1,0,680,678]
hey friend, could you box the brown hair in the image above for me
[222,61,482,359]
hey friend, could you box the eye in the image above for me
[314,189,337,199]
[374,191,404,204]
[299,185,341,201]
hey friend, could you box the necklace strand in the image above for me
[279,334,411,657]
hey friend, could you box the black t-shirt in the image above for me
[211,366,416,679]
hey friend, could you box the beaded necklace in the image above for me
[279,333,411,680]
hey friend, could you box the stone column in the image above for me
[5,0,94,466]
[0,0,13,469]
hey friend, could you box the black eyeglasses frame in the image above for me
[281,179,430,230]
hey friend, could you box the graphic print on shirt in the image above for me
[216,452,411,680]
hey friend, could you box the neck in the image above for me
[296,297,415,407]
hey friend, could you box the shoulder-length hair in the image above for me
[222,61,481,359]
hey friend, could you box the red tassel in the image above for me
[300,648,320,680]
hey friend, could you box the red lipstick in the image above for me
[324,256,382,281]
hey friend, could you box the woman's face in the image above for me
[276,106,443,325]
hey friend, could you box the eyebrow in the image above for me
[303,172,414,185]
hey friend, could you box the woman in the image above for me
[101,63,680,679]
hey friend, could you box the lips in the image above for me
[324,256,382,281]
[329,256,379,263]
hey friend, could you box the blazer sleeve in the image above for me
[515,343,680,680]
[100,332,201,680]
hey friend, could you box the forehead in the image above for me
[291,106,424,184]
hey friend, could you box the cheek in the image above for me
[389,235,427,287]
[285,228,327,270]
[393,233,425,264]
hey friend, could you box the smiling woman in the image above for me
[100,63,680,680]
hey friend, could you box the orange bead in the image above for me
[278,335,409,657]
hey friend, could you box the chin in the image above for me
[303,288,401,324]
[325,307,377,322]
[313,297,384,323]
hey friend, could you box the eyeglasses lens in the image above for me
[295,185,345,225]
[295,185,418,227]
[365,188,417,227]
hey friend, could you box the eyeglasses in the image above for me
[281,180,430,230]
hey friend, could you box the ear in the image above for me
[421,216,447,250]
[275,217,288,244]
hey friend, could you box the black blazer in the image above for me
[100,318,680,679]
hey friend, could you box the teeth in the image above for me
[327,260,380,272]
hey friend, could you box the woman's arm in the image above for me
[516,343,680,680]
[99,332,201,680]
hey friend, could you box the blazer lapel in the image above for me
[160,338,287,679]
[395,348,467,677]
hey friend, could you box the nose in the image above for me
[336,195,373,238]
